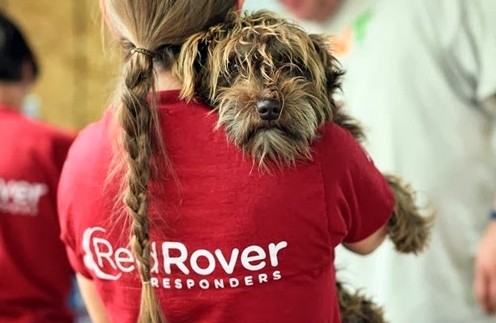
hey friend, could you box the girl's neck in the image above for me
[155,68,182,91]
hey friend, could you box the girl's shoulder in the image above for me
[68,109,114,162]
[314,122,366,166]
[61,109,114,190]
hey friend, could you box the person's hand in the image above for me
[279,0,341,22]
[474,221,496,315]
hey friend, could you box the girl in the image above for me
[58,1,393,322]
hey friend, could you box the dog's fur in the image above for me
[337,283,386,323]
[177,11,344,167]
[176,10,434,322]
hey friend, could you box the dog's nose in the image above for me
[256,99,281,121]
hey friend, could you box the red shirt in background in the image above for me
[0,105,74,323]
[58,90,393,323]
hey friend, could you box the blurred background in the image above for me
[0,0,117,131]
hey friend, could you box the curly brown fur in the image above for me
[176,11,343,168]
[385,174,435,254]
[337,282,386,323]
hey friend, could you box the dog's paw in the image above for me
[385,174,435,254]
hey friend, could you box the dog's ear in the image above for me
[309,34,344,103]
[309,35,366,137]
[176,31,212,101]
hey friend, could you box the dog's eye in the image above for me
[228,61,240,74]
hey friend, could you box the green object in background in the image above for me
[353,10,374,44]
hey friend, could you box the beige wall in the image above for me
[1,0,119,130]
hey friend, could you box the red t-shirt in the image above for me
[58,90,393,323]
[0,105,74,322]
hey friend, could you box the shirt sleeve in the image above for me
[459,0,496,175]
[471,0,496,101]
[445,0,496,102]
[320,124,394,244]
[57,137,94,280]
[41,130,75,222]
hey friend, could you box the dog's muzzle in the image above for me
[256,99,281,121]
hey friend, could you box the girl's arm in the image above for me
[76,273,111,323]
[343,224,388,255]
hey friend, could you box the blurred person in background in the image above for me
[248,0,496,322]
[0,12,74,323]
[337,0,496,322]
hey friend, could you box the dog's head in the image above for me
[176,11,343,167]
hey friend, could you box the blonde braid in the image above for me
[101,1,240,321]
[119,50,164,323]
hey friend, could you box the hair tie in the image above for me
[142,280,152,285]
[131,47,156,59]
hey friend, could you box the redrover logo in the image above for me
[0,178,48,216]
[83,227,287,290]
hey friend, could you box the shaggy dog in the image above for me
[176,11,434,322]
